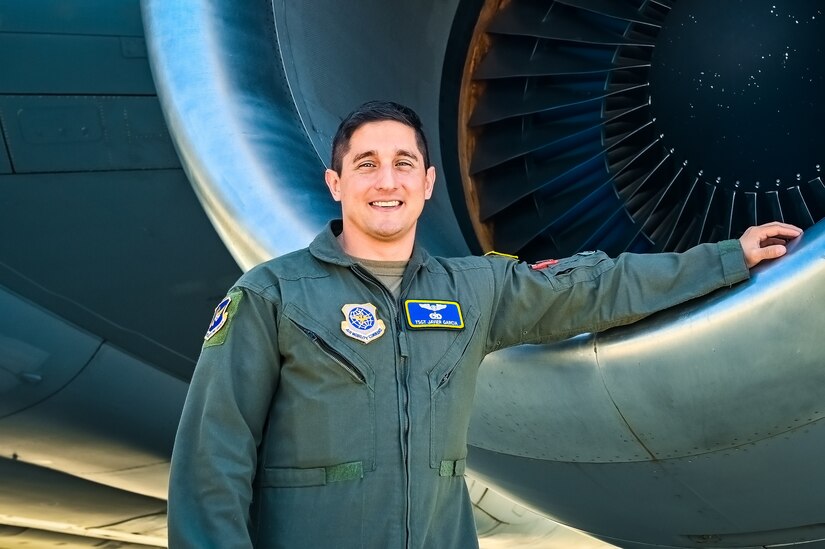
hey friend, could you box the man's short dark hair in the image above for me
[330,100,431,174]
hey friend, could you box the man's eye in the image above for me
[396,160,413,168]
[357,162,376,169]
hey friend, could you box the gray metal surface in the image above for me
[0,290,177,545]
[141,0,336,270]
[0,130,11,173]
[0,169,240,378]
[0,286,100,419]
[0,95,178,173]
[0,0,241,379]
[140,0,825,546]
[0,457,165,533]
[0,8,151,96]
[271,0,470,258]
[468,220,825,546]
[142,0,470,270]
[471,222,825,461]
[0,341,187,499]
[0,286,188,500]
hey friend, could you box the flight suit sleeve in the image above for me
[486,240,749,350]
[167,286,280,549]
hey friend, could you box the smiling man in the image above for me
[324,117,435,260]
[168,101,802,549]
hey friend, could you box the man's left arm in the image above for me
[486,222,801,349]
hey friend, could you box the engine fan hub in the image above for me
[649,0,824,192]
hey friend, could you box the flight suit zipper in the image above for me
[397,318,411,548]
[351,264,417,549]
[296,325,367,383]
[436,362,458,390]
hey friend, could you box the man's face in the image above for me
[325,120,436,248]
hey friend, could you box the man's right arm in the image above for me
[168,286,280,549]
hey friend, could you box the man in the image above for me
[168,101,802,548]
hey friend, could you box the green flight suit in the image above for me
[168,220,749,549]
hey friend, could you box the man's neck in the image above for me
[336,230,415,261]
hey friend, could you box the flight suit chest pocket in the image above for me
[426,307,481,470]
[271,303,376,478]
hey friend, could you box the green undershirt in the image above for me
[352,257,409,299]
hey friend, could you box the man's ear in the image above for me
[424,166,436,200]
[324,169,342,202]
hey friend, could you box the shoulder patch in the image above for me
[203,289,244,348]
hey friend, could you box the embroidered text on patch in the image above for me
[405,300,464,329]
[340,303,386,343]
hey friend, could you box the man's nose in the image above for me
[375,165,399,190]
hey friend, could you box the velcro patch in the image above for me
[203,289,243,347]
[404,300,464,329]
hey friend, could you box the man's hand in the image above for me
[739,222,803,268]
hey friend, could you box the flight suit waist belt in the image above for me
[261,461,364,487]
[439,459,466,477]
[260,459,465,486]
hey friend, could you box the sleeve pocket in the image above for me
[538,251,613,290]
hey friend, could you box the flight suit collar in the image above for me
[309,220,434,274]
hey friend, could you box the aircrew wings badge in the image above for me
[341,303,385,344]
[404,300,464,329]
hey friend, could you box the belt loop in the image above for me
[439,459,466,477]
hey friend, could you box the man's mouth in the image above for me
[370,200,402,208]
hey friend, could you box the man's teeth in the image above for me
[372,201,400,207]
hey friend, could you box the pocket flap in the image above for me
[262,461,364,487]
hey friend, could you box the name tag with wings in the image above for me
[404,300,464,329]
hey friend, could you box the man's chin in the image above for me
[369,224,413,242]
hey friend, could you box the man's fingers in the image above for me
[761,237,790,247]
[741,223,802,248]
[753,222,803,240]
[740,222,802,268]
[744,244,788,268]
[760,244,788,260]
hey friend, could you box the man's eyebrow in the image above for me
[350,149,420,164]
[396,149,420,161]
[350,150,377,164]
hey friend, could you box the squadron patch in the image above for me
[404,300,464,329]
[340,303,386,344]
[203,289,243,347]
